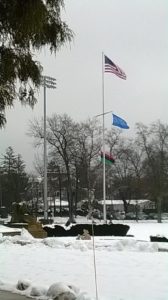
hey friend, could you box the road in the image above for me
[0,290,34,300]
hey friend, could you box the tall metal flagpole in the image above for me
[102,52,106,223]
[43,80,47,220]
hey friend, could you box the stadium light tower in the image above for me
[41,75,56,220]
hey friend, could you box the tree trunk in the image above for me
[58,171,62,215]
[123,199,129,214]
[157,196,162,223]
[66,168,75,224]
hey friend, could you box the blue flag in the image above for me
[112,114,129,129]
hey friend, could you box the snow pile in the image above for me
[0,280,92,300]
[97,238,159,252]
[0,227,37,246]
[43,237,160,252]
[47,282,77,299]
[0,232,161,252]
[21,227,35,240]
[0,224,21,233]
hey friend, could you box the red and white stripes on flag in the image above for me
[104,55,126,80]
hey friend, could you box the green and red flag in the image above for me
[100,151,115,165]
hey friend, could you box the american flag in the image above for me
[104,55,126,80]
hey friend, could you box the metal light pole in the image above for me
[41,75,56,220]
[0,168,2,208]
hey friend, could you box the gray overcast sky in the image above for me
[0,0,168,172]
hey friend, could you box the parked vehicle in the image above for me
[125,212,136,220]
[138,213,149,220]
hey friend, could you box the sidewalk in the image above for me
[0,290,34,300]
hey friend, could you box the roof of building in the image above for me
[49,199,69,207]
[98,199,151,205]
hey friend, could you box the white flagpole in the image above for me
[102,52,106,223]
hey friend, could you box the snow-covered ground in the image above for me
[0,220,168,300]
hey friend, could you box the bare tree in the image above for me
[46,114,78,223]
[106,129,145,214]
[29,114,78,223]
[29,114,103,221]
[74,118,102,217]
[136,121,168,222]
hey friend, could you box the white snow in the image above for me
[0,221,168,300]
[0,224,21,234]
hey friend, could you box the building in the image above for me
[98,199,155,213]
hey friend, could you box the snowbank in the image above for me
[0,229,162,252]
[0,279,92,300]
